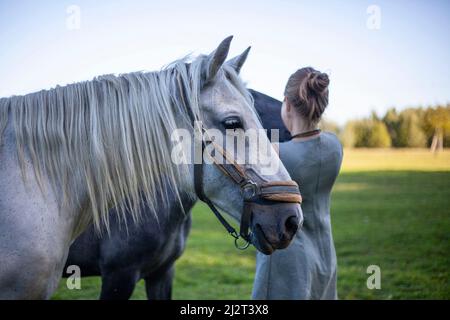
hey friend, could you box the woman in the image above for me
[252,67,343,299]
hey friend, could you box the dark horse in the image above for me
[63,89,290,299]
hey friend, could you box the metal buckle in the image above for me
[242,181,258,201]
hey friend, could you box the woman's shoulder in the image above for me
[321,132,342,149]
[321,131,341,143]
[320,132,343,163]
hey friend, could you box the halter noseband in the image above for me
[193,124,302,249]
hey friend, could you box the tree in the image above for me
[397,109,427,148]
[340,105,449,149]
[423,105,450,152]
[382,108,401,147]
[341,121,357,148]
[353,119,372,147]
[367,121,391,148]
[344,119,391,148]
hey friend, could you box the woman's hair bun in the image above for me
[284,67,330,123]
[307,72,329,94]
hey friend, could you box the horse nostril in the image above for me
[285,216,299,236]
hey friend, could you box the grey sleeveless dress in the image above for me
[252,132,343,300]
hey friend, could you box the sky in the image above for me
[0,0,449,124]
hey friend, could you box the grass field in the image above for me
[53,149,450,299]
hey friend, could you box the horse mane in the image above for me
[0,55,253,231]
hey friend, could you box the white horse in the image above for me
[0,37,302,299]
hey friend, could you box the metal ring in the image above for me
[234,236,251,250]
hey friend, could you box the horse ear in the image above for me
[226,46,251,74]
[204,36,233,82]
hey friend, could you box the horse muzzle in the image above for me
[247,201,303,255]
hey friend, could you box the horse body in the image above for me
[0,122,76,298]
[64,90,288,299]
[0,37,302,299]
[66,191,193,299]
[248,89,291,142]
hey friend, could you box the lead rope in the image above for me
[204,198,251,250]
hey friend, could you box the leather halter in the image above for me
[193,123,302,249]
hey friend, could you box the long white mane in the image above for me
[0,54,252,230]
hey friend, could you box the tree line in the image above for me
[320,104,450,150]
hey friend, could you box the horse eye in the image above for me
[222,117,243,130]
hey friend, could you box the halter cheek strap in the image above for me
[194,125,302,249]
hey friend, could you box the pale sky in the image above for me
[0,0,449,124]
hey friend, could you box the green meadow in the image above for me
[53,149,450,299]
